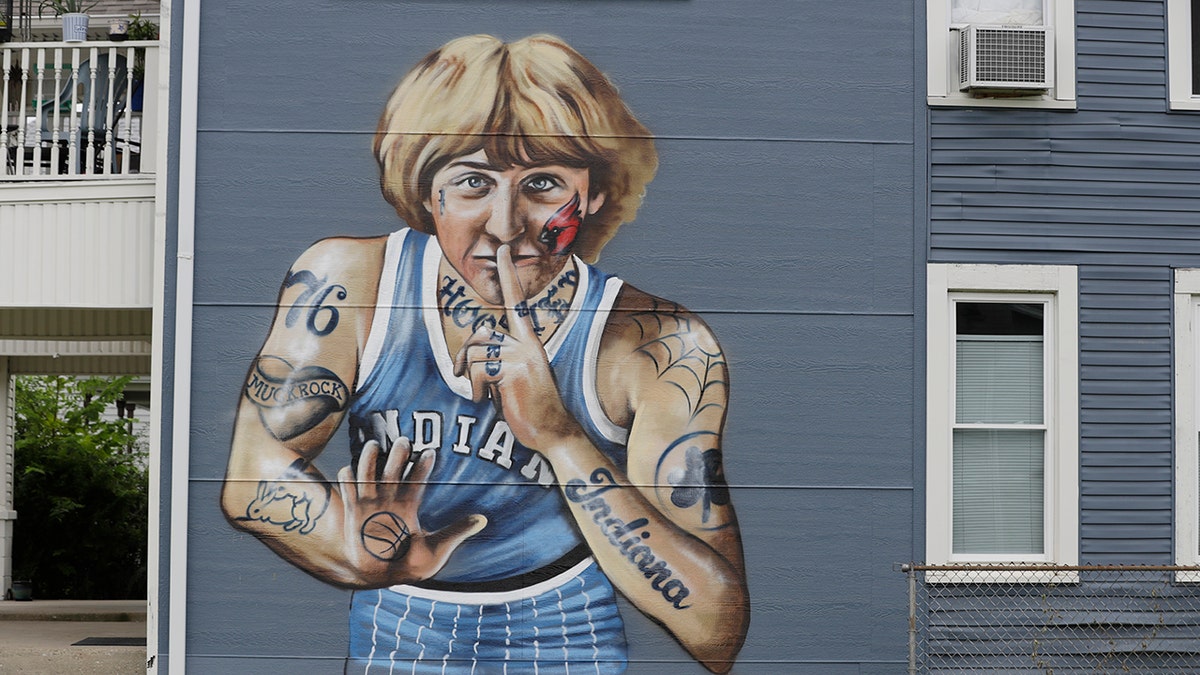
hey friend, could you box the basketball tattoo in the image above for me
[360,512,413,561]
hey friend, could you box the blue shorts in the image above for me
[347,558,628,674]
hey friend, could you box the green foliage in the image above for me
[13,376,147,599]
[125,12,158,81]
[36,0,98,18]
[126,11,158,41]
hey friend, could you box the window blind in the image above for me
[952,301,1047,556]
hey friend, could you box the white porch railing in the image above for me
[1,41,158,180]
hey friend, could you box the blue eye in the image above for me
[454,173,491,190]
[524,176,559,192]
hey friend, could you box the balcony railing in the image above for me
[1,41,158,180]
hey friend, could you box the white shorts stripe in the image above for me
[410,599,432,675]
[532,595,541,674]
[578,575,600,674]
[556,587,571,674]
[470,604,482,675]
[366,589,384,674]
[441,604,460,675]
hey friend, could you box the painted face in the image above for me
[426,150,605,305]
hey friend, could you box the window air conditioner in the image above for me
[955,24,1052,92]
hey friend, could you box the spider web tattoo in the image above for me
[630,300,727,421]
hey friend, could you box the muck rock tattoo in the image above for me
[245,356,349,441]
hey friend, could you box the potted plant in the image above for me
[10,579,32,601]
[108,17,128,41]
[38,0,99,43]
[126,13,158,112]
[125,11,157,41]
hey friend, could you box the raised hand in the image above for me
[453,244,581,451]
[337,437,487,584]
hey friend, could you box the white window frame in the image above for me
[927,264,1079,582]
[1167,0,1200,110]
[927,0,1077,108]
[1174,270,1200,579]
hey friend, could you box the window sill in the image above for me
[1169,98,1200,111]
[928,94,1076,110]
[923,567,1081,584]
[1175,570,1200,583]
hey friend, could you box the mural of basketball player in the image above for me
[222,34,749,674]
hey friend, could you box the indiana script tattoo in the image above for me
[438,269,578,336]
[655,430,732,531]
[245,355,349,441]
[630,300,727,421]
[283,269,348,336]
[237,459,331,535]
[565,468,692,609]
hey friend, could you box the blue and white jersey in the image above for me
[349,228,629,584]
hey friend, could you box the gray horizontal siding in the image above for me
[1080,269,1172,563]
[929,0,1195,565]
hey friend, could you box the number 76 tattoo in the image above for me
[284,270,347,337]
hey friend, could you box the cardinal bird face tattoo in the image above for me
[538,192,583,256]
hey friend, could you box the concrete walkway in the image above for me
[0,600,148,674]
[0,599,146,622]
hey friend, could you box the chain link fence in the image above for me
[903,564,1200,673]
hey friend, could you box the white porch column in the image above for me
[0,358,13,599]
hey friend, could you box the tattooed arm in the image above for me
[222,237,485,588]
[585,287,748,672]
[455,247,747,673]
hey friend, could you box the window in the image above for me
[927,264,1079,581]
[1167,0,1200,110]
[1174,270,1200,576]
[927,0,1077,108]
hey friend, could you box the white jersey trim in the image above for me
[422,239,474,399]
[355,229,409,391]
[387,557,595,606]
[583,277,629,445]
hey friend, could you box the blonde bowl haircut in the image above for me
[373,34,658,263]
